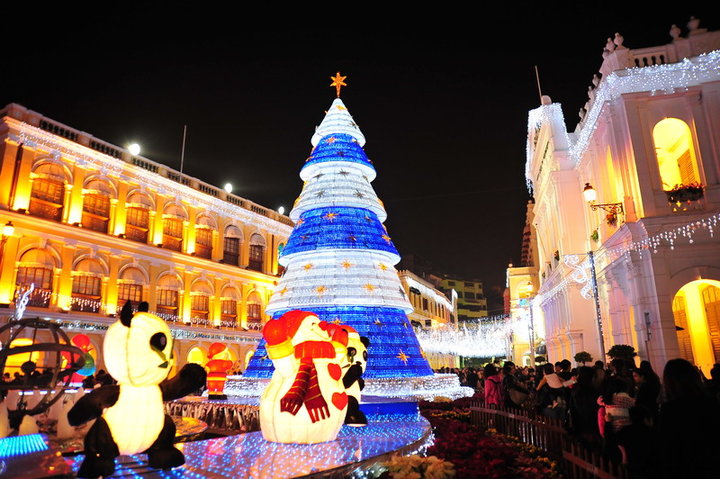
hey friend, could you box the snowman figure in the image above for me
[260,310,349,444]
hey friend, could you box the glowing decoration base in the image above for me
[65,411,432,479]
[226,373,473,401]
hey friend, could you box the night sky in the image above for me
[1,7,713,313]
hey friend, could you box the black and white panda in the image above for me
[341,327,370,426]
[68,302,206,478]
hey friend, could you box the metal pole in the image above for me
[528,297,536,367]
[180,124,187,174]
[588,251,607,364]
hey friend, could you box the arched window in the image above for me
[702,284,720,362]
[29,163,67,221]
[15,248,56,308]
[162,204,186,252]
[190,280,212,326]
[71,258,105,313]
[117,266,146,312]
[125,192,153,243]
[220,286,240,329]
[653,118,701,190]
[194,215,215,259]
[223,225,243,266]
[248,234,265,272]
[156,274,181,322]
[247,291,263,330]
[82,179,114,233]
[672,294,695,363]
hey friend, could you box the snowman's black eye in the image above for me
[347,347,356,359]
[150,332,167,351]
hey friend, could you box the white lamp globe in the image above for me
[128,143,141,156]
[224,183,233,194]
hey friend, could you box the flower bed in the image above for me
[394,398,560,479]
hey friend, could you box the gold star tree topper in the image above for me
[330,72,347,97]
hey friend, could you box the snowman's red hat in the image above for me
[263,310,317,359]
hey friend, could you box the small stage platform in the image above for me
[63,409,432,478]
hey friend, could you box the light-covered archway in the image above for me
[672,279,720,374]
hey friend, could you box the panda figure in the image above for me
[68,301,206,478]
[341,326,370,426]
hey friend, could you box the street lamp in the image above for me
[583,182,624,225]
[224,183,233,194]
[519,281,537,368]
[277,206,286,215]
[128,143,141,156]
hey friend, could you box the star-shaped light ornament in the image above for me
[295,218,304,226]
[348,235,357,242]
[377,263,388,271]
[332,317,343,325]
[341,260,353,269]
[326,136,337,144]
[396,350,409,365]
[374,318,383,326]
[336,105,347,111]
[354,191,365,198]
[315,285,328,295]
[278,287,289,296]
[363,283,376,293]
[330,72,347,97]
[339,170,350,176]
[303,263,314,271]
[316,190,326,198]
[381,234,392,244]
[324,212,338,222]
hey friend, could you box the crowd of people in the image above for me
[438,357,720,478]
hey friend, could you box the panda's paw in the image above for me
[148,446,185,470]
[77,456,115,478]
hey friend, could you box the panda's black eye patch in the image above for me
[363,351,368,361]
[347,347,357,358]
[150,332,167,351]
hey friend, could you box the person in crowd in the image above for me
[568,366,600,450]
[633,361,661,423]
[614,406,660,479]
[466,367,479,390]
[536,363,565,419]
[502,361,529,409]
[705,363,720,403]
[598,376,635,436]
[558,359,573,381]
[593,360,606,391]
[658,358,720,478]
[484,364,503,407]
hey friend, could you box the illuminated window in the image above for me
[163,217,184,251]
[248,234,265,272]
[247,291,263,328]
[653,118,701,190]
[71,275,102,312]
[220,287,240,328]
[16,266,53,308]
[223,226,242,266]
[191,294,209,319]
[702,285,720,362]
[195,227,213,259]
[82,193,110,233]
[29,174,65,221]
[156,274,181,321]
[126,206,149,242]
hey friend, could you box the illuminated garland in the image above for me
[535,211,720,306]
[415,321,513,358]
[526,50,720,190]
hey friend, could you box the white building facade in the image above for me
[526,19,720,373]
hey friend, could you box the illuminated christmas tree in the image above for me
[244,74,433,383]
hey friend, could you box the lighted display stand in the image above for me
[0,434,73,478]
[65,408,432,478]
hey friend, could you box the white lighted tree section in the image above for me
[245,98,433,379]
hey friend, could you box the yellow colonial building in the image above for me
[0,103,292,374]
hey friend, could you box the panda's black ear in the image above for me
[138,301,149,312]
[360,336,370,348]
[120,300,133,327]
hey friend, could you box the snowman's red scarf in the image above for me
[279,341,336,422]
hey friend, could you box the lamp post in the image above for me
[582,182,614,364]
